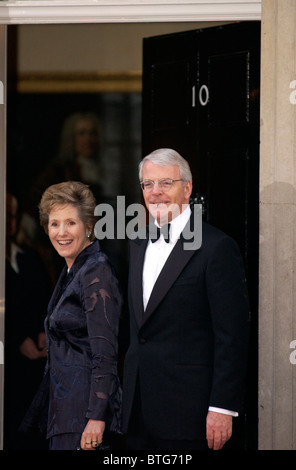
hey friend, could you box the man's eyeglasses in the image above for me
[140,178,183,192]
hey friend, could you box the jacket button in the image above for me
[139,337,146,344]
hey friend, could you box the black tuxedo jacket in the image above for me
[122,218,250,440]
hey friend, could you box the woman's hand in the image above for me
[80,419,105,450]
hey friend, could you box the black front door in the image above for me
[142,21,260,449]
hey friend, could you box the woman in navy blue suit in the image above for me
[36,181,122,450]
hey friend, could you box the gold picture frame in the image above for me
[13,70,142,94]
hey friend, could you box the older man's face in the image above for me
[141,161,192,226]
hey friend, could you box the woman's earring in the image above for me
[86,232,91,238]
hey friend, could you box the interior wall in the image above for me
[15,22,227,73]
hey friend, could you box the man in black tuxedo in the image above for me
[122,148,250,450]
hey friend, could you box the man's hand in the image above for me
[206,410,232,450]
[19,337,45,359]
[19,332,47,359]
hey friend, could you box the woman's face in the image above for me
[48,204,91,270]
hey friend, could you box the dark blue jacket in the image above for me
[45,240,122,438]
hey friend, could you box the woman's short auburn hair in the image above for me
[39,181,97,241]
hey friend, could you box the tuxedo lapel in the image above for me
[130,214,201,328]
[142,237,196,326]
[130,235,149,328]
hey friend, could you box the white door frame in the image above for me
[0,0,262,450]
[0,24,6,451]
[0,1,261,24]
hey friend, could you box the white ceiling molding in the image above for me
[0,0,261,24]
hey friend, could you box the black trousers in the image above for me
[126,382,208,451]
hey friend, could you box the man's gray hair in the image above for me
[139,148,192,183]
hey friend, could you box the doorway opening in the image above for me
[3,19,260,450]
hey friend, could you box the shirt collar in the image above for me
[154,205,191,244]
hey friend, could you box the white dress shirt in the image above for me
[142,205,191,310]
[142,205,238,417]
